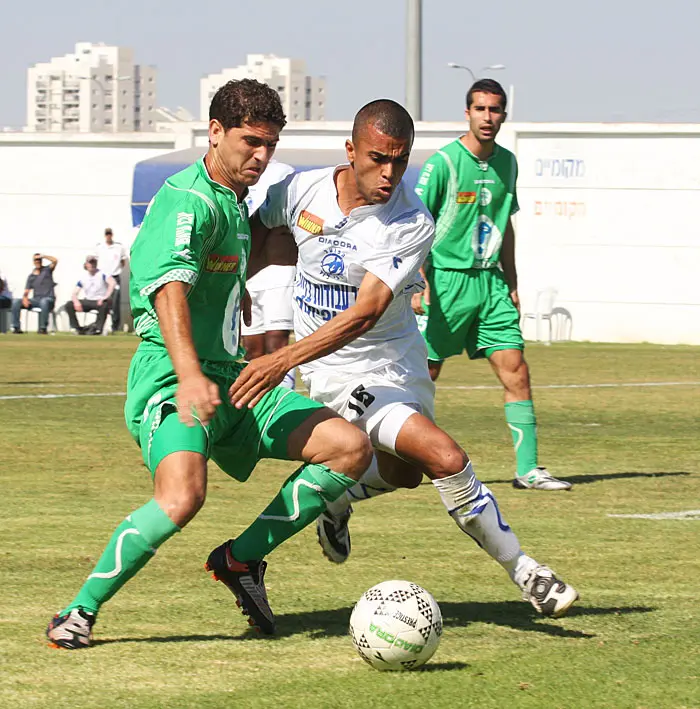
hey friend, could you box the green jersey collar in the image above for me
[197,157,249,203]
[457,137,500,165]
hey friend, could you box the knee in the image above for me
[157,486,206,527]
[335,429,374,479]
[427,443,469,479]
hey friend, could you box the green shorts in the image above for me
[124,342,324,480]
[417,267,524,361]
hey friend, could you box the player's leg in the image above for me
[475,272,571,490]
[264,329,295,388]
[47,353,211,649]
[261,280,296,389]
[391,411,578,617]
[242,333,266,359]
[206,390,373,633]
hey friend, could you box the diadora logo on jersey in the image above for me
[205,254,239,273]
[320,250,345,278]
[297,210,324,235]
[392,256,403,269]
[175,212,194,246]
[318,236,357,251]
[456,192,477,204]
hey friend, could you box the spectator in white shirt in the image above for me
[95,228,127,332]
[64,256,116,335]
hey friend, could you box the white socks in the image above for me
[432,461,536,584]
[325,455,397,516]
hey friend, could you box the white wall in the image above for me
[0,135,175,325]
[514,126,700,345]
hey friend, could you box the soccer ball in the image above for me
[349,580,442,671]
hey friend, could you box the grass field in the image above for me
[1,336,698,709]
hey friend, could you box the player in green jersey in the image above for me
[414,79,570,491]
[46,80,374,648]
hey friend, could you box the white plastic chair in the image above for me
[521,288,558,345]
[550,307,573,342]
[22,306,58,333]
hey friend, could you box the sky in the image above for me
[1,0,698,128]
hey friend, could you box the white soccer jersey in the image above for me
[245,161,296,295]
[258,165,435,377]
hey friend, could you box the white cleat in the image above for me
[513,467,572,491]
[522,566,579,618]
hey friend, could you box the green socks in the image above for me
[231,463,356,562]
[63,499,180,615]
[505,400,538,477]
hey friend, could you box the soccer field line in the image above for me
[1,380,699,401]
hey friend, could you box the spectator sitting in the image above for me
[11,253,58,334]
[64,256,116,335]
[0,270,11,310]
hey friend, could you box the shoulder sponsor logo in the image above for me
[297,210,324,235]
[205,254,239,273]
[175,212,195,246]
[456,191,477,204]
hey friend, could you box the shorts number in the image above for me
[347,384,376,416]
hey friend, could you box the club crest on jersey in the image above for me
[297,210,324,235]
[205,254,239,273]
[456,191,477,204]
[320,250,345,278]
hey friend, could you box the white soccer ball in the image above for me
[349,580,442,671]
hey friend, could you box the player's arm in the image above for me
[154,281,221,426]
[500,218,519,314]
[230,272,393,408]
[133,191,221,426]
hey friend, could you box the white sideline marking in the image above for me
[441,381,700,391]
[0,380,699,402]
[0,391,125,401]
[608,510,700,520]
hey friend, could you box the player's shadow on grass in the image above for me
[273,600,654,641]
[92,603,654,646]
[477,471,691,487]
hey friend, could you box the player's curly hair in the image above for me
[209,78,287,130]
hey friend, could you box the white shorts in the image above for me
[242,266,295,336]
[303,347,435,453]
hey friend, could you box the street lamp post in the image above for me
[76,75,131,132]
[447,63,513,118]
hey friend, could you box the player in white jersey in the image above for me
[230,100,578,620]
[241,161,297,390]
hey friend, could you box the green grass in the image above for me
[1,336,699,708]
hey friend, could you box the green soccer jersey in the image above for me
[415,138,519,270]
[130,158,251,362]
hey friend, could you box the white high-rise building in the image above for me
[200,54,326,123]
[26,42,158,133]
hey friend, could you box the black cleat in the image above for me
[205,540,275,635]
[46,608,96,649]
[316,506,352,563]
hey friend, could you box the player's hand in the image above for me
[243,289,252,327]
[176,373,222,427]
[229,351,292,410]
[510,289,521,316]
[74,300,83,313]
[411,292,425,315]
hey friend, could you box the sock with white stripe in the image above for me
[432,462,535,583]
[280,367,297,390]
[63,499,179,615]
[325,454,396,516]
[231,464,356,562]
[505,400,538,477]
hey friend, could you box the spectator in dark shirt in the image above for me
[11,253,58,334]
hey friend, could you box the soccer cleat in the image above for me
[205,540,275,635]
[513,467,572,491]
[316,505,353,564]
[522,566,579,618]
[46,608,96,649]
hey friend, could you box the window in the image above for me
[105,75,113,81]
[148,76,153,82]
[105,118,112,125]
[122,89,127,95]
[105,104,113,110]
[92,104,98,109]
